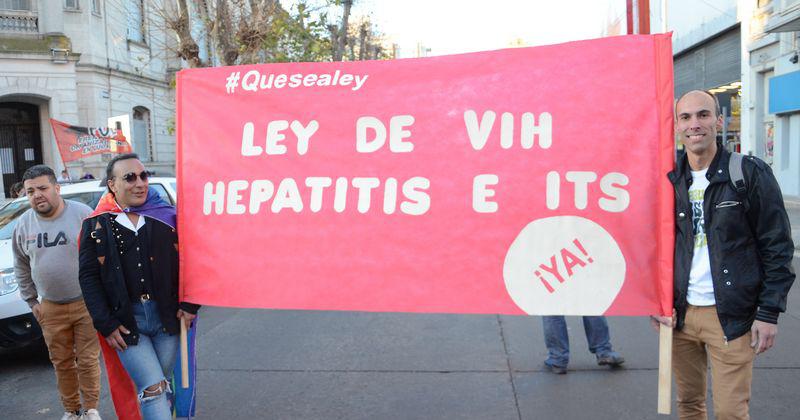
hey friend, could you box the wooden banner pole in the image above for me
[657,325,672,414]
[180,320,189,388]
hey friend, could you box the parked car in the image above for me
[0,178,177,348]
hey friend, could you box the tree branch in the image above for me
[170,0,203,67]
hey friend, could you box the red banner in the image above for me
[177,34,675,316]
[50,118,132,163]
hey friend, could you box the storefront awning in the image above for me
[764,9,800,33]
[769,70,800,114]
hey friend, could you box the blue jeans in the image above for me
[542,316,617,368]
[116,301,178,420]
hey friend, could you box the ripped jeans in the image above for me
[116,300,178,420]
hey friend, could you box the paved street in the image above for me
[2,200,800,419]
[2,257,799,420]
[4,1,798,418]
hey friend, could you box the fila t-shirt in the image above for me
[12,200,92,304]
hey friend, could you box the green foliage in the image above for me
[259,1,333,63]
[167,1,387,67]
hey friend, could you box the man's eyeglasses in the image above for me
[116,171,151,183]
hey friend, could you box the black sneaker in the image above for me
[596,353,625,367]
[543,362,567,374]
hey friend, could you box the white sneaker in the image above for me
[81,409,103,420]
[60,412,80,420]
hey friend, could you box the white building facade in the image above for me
[664,0,800,198]
[0,0,181,198]
[748,0,800,197]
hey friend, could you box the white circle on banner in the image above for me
[503,216,625,315]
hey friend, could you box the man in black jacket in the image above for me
[79,154,199,419]
[653,90,794,419]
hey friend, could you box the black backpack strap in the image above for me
[728,151,746,194]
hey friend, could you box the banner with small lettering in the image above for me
[50,118,131,163]
[176,34,675,316]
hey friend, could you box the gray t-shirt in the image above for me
[12,200,92,306]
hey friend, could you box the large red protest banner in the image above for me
[177,34,675,317]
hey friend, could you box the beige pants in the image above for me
[673,305,756,420]
[39,299,102,412]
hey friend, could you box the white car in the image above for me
[0,177,177,348]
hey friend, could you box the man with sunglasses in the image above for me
[79,154,199,420]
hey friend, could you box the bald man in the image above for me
[652,90,795,419]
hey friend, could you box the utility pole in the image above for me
[626,0,651,34]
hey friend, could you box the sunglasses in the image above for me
[116,171,151,183]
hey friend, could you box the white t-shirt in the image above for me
[687,168,715,305]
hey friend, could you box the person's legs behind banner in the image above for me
[542,316,569,373]
[582,316,624,366]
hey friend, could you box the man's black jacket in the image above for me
[668,145,795,342]
[79,213,199,344]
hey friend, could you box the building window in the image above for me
[779,118,791,170]
[127,0,145,43]
[91,0,100,15]
[759,70,774,165]
[0,0,32,10]
[64,0,78,10]
[132,107,152,161]
[0,0,36,34]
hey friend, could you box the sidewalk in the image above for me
[784,195,800,253]
[186,287,800,419]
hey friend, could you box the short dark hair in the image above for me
[22,165,57,185]
[10,182,23,197]
[676,89,722,117]
[104,153,140,193]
